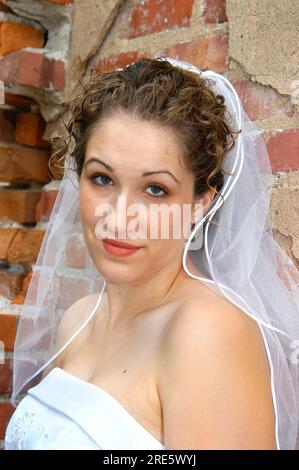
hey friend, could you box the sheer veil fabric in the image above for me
[9,57,299,449]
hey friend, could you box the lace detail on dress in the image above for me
[6,410,49,450]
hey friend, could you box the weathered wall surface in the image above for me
[227,0,299,96]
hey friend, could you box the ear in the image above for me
[191,188,216,226]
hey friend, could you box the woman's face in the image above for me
[79,111,213,284]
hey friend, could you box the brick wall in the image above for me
[0,0,66,448]
[0,0,298,449]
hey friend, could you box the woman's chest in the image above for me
[56,305,175,443]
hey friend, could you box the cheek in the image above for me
[147,233,184,270]
[79,186,99,228]
[146,203,191,242]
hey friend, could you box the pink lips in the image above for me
[102,238,142,257]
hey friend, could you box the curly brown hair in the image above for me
[49,57,240,209]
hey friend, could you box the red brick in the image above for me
[65,233,87,269]
[13,269,49,308]
[0,50,65,91]
[0,21,45,56]
[4,91,37,109]
[0,188,41,224]
[35,188,58,222]
[163,33,228,73]
[12,270,48,307]
[122,0,194,39]
[7,228,45,264]
[0,314,19,351]
[267,129,299,173]
[93,50,144,73]
[0,109,16,142]
[11,271,32,304]
[10,292,24,305]
[0,266,25,300]
[15,113,51,149]
[0,358,12,394]
[233,80,295,121]
[0,402,15,439]
[0,142,50,184]
[0,227,19,260]
[203,0,228,23]
[49,58,65,91]
[22,271,33,292]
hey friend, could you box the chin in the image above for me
[91,252,144,283]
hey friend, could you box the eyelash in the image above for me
[90,173,169,199]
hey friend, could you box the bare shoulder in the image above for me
[42,291,104,376]
[158,290,276,449]
[56,292,104,343]
[162,288,263,351]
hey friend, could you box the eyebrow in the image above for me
[83,157,181,184]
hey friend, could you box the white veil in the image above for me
[9,57,299,450]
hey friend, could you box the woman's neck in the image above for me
[104,254,189,331]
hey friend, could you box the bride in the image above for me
[5,57,299,450]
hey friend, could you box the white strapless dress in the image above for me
[4,367,167,450]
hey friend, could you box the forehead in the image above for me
[85,113,187,171]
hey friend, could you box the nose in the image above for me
[112,194,134,239]
[95,192,146,241]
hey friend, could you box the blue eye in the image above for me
[146,185,168,198]
[90,174,168,199]
[91,174,112,186]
